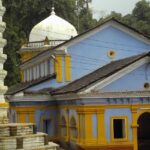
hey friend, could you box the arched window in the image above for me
[70,116,77,139]
[60,116,67,137]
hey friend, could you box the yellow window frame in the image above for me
[110,116,128,142]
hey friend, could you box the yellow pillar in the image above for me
[65,108,70,142]
[20,70,24,82]
[97,108,107,144]
[65,55,71,81]
[84,112,93,144]
[77,112,85,144]
[18,113,26,123]
[131,106,138,150]
[29,112,34,123]
[55,55,63,82]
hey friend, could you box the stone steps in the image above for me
[0,123,59,150]
[0,123,35,136]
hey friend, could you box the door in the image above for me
[138,112,150,150]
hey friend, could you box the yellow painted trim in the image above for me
[10,105,57,112]
[55,55,63,82]
[110,116,128,143]
[0,102,9,108]
[21,52,33,62]
[84,112,93,143]
[58,104,150,111]
[10,101,150,111]
[17,113,26,123]
[65,55,71,81]
[131,106,138,150]
[29,113,34,123]
[78,142,133,149]
[78,113,85,143]
[20,70,24,82]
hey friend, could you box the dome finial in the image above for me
[51,7,55,15]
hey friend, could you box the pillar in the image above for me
[131,106,138,150]
[97,108,107,144]
[0,0,9,123]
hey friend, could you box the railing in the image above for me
[23,40,66,48]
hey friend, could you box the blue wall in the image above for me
[27,26,150,91]
[92,114,98,139]
[68,26,150,82]
[101,63,150,92]
[35,109,58,137]
[105,108,132,142]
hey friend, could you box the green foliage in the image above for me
[103,0,150,37]
[2,0,97,86]
[4,0,150,87]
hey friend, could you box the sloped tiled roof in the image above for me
[51,52,150,95]
[6,73,56,95]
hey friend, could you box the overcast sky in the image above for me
[91,0,148,19]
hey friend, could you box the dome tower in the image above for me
[20,7,77,63]
[29,7,77,42]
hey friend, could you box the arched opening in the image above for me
[70,116,78,139]
[138,112,150,150]
[60,116,67,137]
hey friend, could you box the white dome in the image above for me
[29,7,78,42]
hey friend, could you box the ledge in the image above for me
[0,102,9,108]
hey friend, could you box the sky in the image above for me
[91,0,148,19]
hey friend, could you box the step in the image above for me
[0,123,36,136]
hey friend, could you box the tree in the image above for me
[132,0,150,21]
[100,0,150,38]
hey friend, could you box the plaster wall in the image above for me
[101,63,150,92]
[104,108,132,142]
[27,26,150,92]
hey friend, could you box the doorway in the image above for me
[43,119,51,134]
[138,112,150,150]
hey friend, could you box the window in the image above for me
[111,116,128,141]
[70,117,77,139]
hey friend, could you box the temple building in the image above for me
[7,7,150,150]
